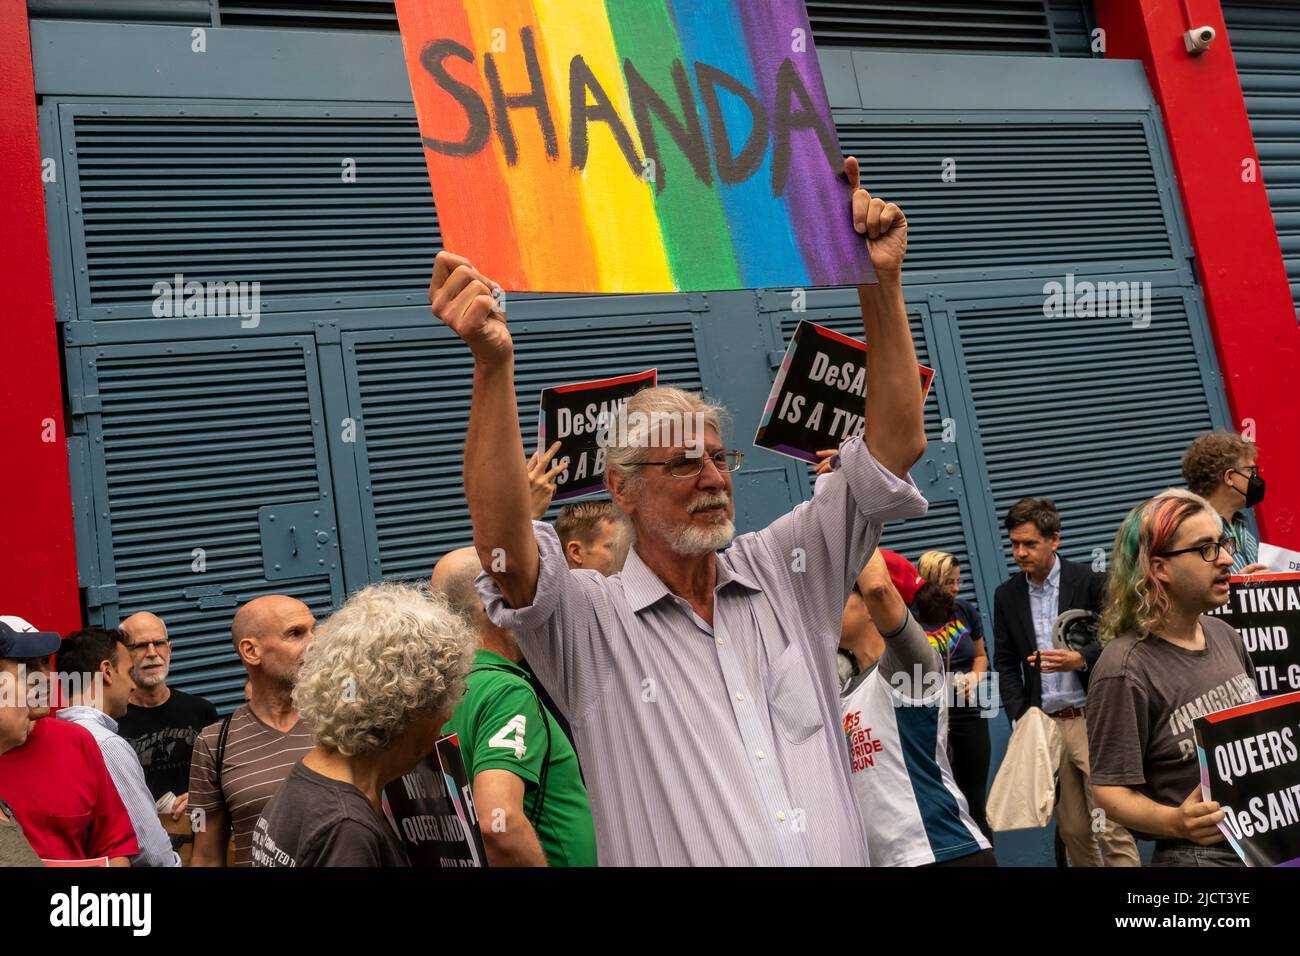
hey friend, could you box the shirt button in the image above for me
[735,692,745,702]
[777,811,786,822]
[756,750,766,760]
[716,638,725,646]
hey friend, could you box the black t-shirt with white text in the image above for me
[117,688,218,800]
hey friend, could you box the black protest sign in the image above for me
[537,368,657,501]
[1195,691,1300,866]
[754,320,935,464]
[383,733,487,867]
[1205,573,1300,696]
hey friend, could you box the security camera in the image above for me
[1184,25,1216,54]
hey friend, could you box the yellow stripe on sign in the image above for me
[532,0,674,293]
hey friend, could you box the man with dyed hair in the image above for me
[1089,489,1259,866]
[428,160,929,865]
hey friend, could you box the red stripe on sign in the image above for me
[1201,689,1300,723]
[1229,572,1300,584]
[551,369,658,393]
[810,323,866,351]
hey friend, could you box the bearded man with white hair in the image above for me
[428,159,927,866]
[117,611,217,817]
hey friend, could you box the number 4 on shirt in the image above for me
[489,715,527,759]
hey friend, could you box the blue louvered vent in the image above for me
[93,345,339,711]
[958,295,1217,576]
[1223,1,1300,322]
[351,320,703,580]
[70,110,434,316]
[837,120,1174,274]
[1048,0,1096,58]
[782,307,978,605]
[808,1,1054,53]
[219,0,398,30]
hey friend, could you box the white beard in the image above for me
[645,509,735,558]
[131,662,168,688]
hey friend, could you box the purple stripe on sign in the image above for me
[739,0,868,287]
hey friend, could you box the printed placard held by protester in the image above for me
[538,368,656,502]
[383,733,486,868]
[1195,690,1300,866]
[1205,572,1300,696]
[755,320,934,464]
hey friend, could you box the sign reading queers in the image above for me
[394,0,873,294]
[1206,572,1300,696]
[1195,690,1300,867]
[756,320,935,464]
[539,368,656,501]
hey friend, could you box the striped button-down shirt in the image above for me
[56,706,180,867]
[1028,556,1086,713]
[479,437,927,866]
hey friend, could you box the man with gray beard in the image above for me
[117,612,217,816]
[428,160,928,865]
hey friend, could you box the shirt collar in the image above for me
[621,546,761,614]
[472,647,525,675]
[56,704,117,734]
[1028,554,1061,592]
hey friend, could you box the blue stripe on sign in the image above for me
[895,703,982,863]
[666,0,810,289]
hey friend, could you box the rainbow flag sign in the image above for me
[395,0,873,294]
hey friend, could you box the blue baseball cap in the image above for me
[0,616,61,660]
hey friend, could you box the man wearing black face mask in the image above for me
[1182,432,1269,574]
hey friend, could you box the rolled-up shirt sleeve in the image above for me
[758,436,928,647]
[476,521,612,725]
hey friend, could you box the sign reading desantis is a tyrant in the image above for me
[755,320,934,464]
[394,0,873,294]
[538,368,657,501]
[1195,691,1300,867]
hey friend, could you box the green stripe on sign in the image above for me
[606,0,740,290]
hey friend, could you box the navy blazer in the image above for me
[992,555,1107,723]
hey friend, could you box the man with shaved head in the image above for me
[433,548,595,866]
[117,611,218,818]
[188,595,316,866]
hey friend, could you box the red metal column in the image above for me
[1095,0,1300,546]
[0,3,83,633]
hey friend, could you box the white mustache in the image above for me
[688,494,730,514]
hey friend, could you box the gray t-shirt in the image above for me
[0,798,41,868]
[251,762,409,867]
[1086,615,1259,836]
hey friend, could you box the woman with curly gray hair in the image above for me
[251,582,475,867]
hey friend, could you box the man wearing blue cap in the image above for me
[0,615,137,865]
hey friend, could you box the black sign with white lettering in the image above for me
[1206,573,1300,696]
[1195,690,1300,866]
[754,320,934,464]
[383,733,486,868]
[538,368,657,501]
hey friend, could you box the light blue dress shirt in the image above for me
[1028,555,1087,713]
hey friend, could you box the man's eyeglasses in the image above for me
[124,638,172,654]
[1154,537,1237,563]
[641,450,744,479]
[1233,466,1260,479]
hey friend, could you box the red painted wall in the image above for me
[1096,0,1300,547]
[0,3,83,634]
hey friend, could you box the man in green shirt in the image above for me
[432,548,597,867]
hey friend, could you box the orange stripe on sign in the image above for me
[395,0,526,290]
[463,0,600,291]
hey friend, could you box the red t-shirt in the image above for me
[0,717,139,862]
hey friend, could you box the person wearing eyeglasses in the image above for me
[1087,489,1260,867]
[428,163,928,866]
[1181,432,1269,575]
[116,612,217,822]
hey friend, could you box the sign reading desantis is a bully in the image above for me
[384,734,487,867]
[755,320,935,464]
[394,0,873,294]
[1195,691,1300,867]
[538,368,656,502]
[1206,573,1300,696]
